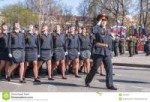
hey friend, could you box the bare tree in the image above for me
[78,0,133,27]
[137,0,150,33]
[22,0,62,32]
[77,0,89,26]
[61,4,73,27]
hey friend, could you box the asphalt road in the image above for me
[0,66,150,92]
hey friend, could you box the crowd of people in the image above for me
[112,33,150,57]
[0,13,150,90]
[0,21,100,82]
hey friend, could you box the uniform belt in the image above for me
[25,47,37,49]
[11,48,24,49]
[81,48,89,51]
[95,42,108,47]
[41,49,51,50]
[68,48,78,49]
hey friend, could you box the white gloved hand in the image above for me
[97,20,102,26]
[78,52,80,55]
[38,55,40,58]
[65,52,68,55]
[9,53,12,58]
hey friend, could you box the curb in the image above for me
[113,63,150,68]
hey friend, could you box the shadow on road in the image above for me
[33,81,83,87]
[99,79,150,84]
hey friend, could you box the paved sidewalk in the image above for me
[112,51,150,68]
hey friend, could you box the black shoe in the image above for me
[37,76,40,79]
[23,77,26,81]
[68,70,74,74]
[100,73,105,76]
[107,86,117,90]
[75,75,81,78]
[48,78,54,80]
[7,76,11,82]
[79,66,84,73]
[34,79,41,82]
[85,83,90,87]
[62,76,67,80]
[19,80,26,83]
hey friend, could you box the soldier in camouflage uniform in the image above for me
[128,34,134,57]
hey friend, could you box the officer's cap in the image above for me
[97,14,108,21]
[13,20,20,24]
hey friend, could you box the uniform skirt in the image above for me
[11,49,25,64]
[80,50,91,60]
[67,49,79,60]
[25,48,38,61]
[39,49,52,61]
[0,48,9,60]
[53,48,65,61]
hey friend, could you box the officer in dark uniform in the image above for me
[128,34,134,57]
[24,24,40,82]
[145,35,150,56]
[85,14,117,90]
[52,25,67,79]
[113,35,119,57]
[79,27,92,74]
[38,25,54,80]
[7,21,25,83]
[0,23,10,79]
[119,35,125,55]
[65,26,81,78]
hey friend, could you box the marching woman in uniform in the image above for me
[38,25,53,80]
[52,25,67,79]
[77,27,84,73]
[79,27,92,74]
[7,21,25,83]
[0,23,10,79]
[24,25,40,82]
[65,26,81,78]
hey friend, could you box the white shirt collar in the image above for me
[15,30,20,33]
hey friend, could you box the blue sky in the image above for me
[0,0,83,15]
[59,0,83,15]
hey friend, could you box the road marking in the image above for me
[115,74,123,77]
[131,86,143,89]
[1,81,22,86]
